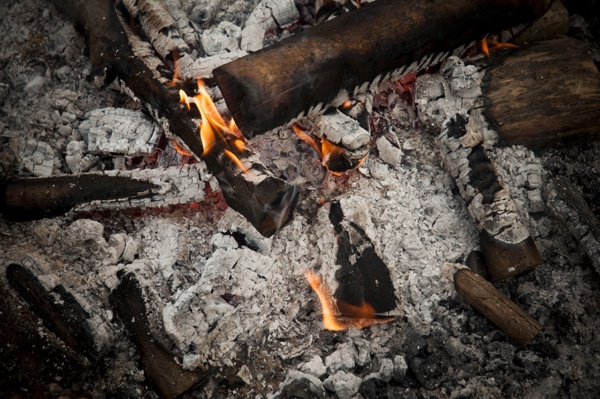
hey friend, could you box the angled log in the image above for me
[214,0,553,138]
[483,38,600,148]
[49,0,298,237]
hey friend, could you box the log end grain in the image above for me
[479,230,542,282]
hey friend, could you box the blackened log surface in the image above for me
[483,38,600,148]
[329,202,396,314]
[479,230,542,282]
[214,0,553,138]
[110,273,209,399]
[466,250,488,279]
[6,264,99,360]
[1,175,157,221]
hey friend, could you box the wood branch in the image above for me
[214,0,553,138]
[483,38,600,148]
[110,273,209,399]
[438,113,542,282]
[49,0,298,237]
[454,268,541,345]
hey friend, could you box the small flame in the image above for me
[224,149,249,174]
[171,139,193,156]
[304,270,395,331]
[481,37,518,57]
[166,50,180,87]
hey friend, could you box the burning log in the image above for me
[454,268,541,345]
[110,273,209,399]
[213,0,553,138]
[438,113,542,282]
[483,38,600,148]
[50,0,298,237]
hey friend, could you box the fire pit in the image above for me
[1,0,600,398]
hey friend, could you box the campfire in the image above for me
[2,0,600,398]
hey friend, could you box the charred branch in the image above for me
[214,0,553,138]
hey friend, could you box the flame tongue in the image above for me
[304,270,395,331]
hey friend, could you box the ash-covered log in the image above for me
[483,38,600,148]
[49,0,298,237]
[214,0,553,138]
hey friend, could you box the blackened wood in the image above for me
[0,175,157,221]
[480,231,542,282]
[110,273,209,399]
[483,38,600,148]
[6,264,100,360]
[214,0,552,138]
[454,268,541,345]
[466,250,488,279]
[49,0,298,237]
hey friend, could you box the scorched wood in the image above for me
[213,0,553,138]
[49,0,298,237]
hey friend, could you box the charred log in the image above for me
[483,38,600,148]
[49,0,298,237]
[214,0,553,138]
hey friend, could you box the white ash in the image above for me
[312,109,370,161]
[19,138,55,177]
[179,50,248,79]
[323,370,362,399]
[77,107,162,156]
[135,0,190,59]
[201,21,242,56]
[241,0,300,52]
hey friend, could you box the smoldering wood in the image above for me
[213,0,553,138]
[49,0,299,237]
[454,268,541,345]
[0,174,157,221]
[6,264,100,360]
[483,38,600,149]
[110,273,209,399]
[439,113,542,282]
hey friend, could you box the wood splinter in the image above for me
[454,268,541,345]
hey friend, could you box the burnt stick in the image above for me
[213,0,553,138]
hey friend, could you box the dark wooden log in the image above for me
[49,0,298,237]
[454,268,541,345]
[483,38,600,148]
[0,175,157,221]
[466,250,488,279]
[479,231,542,282]
[214,0,553,138]
[110,273,209,399]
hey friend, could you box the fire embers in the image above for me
[306,201,397,330]
[293,106,369,175]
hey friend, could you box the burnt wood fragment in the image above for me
[0,174,157,221]
[466,250,488,279]
[329,201,396,315]
[49,0,298,237]
[6,264,100,361]
[214,0,552,138]
[483,38,600,148]
[454,268,541,345]
[110,273,209,399]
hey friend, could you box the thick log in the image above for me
[110,273,209,399]
[0,174,157,221]
[483,38,600,148]
[454,268,541,345]
[214,0,552,138]
[49,0,298,237]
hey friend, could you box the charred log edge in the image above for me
[481,38,600,149]
[6,263,100,361]
[467,145,502,205]
[0,174,158,222]
[454,268,541,345]
[552,176,600,239]
[466,250,488,279]
[479,230,542,282]
[110,272,211,399]
[214,0,553,138]
[328,201,397,314]
[50,0,299,237]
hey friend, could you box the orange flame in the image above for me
[171,139,193,156]
[481,37,518,57]
[304,270,395,331]
[179,79,248,172]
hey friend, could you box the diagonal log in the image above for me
[214,0,553,138]
[49,0,298,237]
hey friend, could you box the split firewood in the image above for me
[110,272,209,399]
[438,113,542,282]
[214,0,553,138]
[454,268,541,345]
[49,0,299,237]
[548,176,600,275]
[6,264,103,360]
[483,38,600,148]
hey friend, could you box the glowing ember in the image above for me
[304,270,395,331]
[179,79,248,172]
